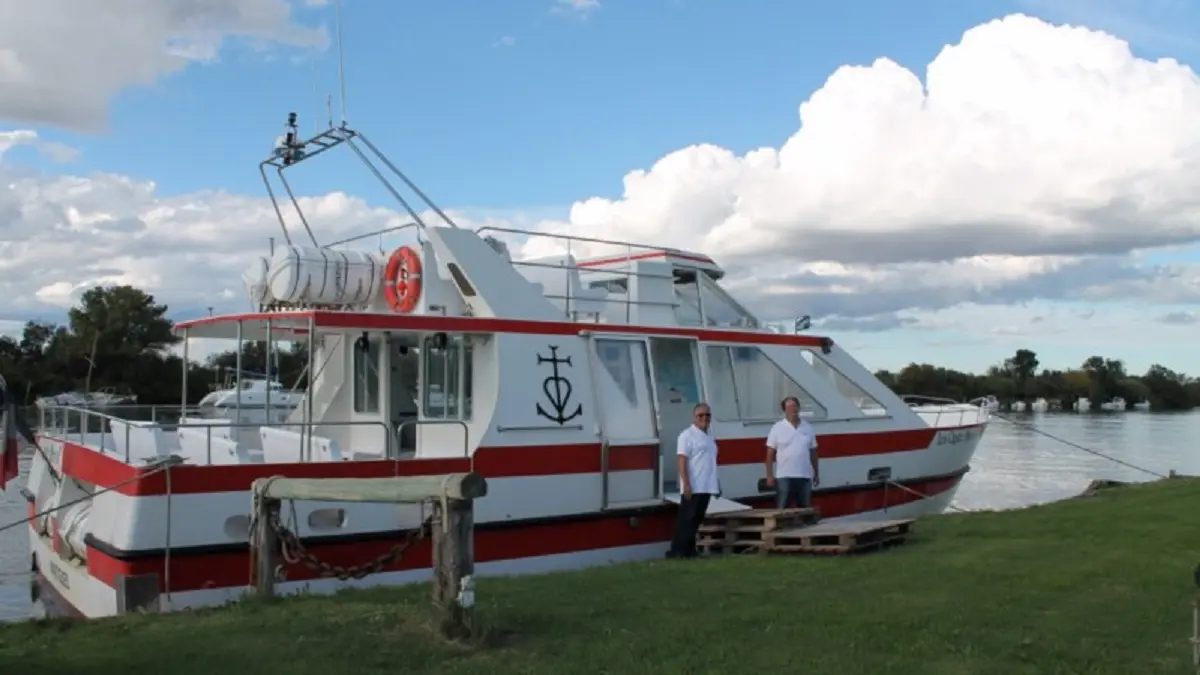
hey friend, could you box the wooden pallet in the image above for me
[764,518,915,555]
[696,508,820,555]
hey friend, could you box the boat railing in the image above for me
[395,419,468,460]
[38,404,203,434]
[475,225,718,324]
[900,394,992,428]
[37,404,398,465]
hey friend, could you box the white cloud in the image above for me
[552,0,601,18]
[2,12,1200,372]
[0,0,327,131]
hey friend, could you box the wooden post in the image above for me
[432,498,475,638]
[246,473,486,636]
[254,496,281,598]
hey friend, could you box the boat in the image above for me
[1029,397,1049,413]
[1010,400,1026,413]
[1132,400,1151,411]
[196,369,305,425]
[34,387,137,410]
[33,392,88,409]
[1099,397,1126,412]
[19,113,991,618]
[1073,397,1091,412]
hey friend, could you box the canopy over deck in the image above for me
[174,310,833,348]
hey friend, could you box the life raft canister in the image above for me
[383,245,423,313]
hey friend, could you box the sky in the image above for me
[1,0,1199,376]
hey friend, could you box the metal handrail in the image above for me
[38,405,397,465]
[395,419,469,460]
[476,225,716,324]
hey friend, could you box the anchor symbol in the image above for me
[535,345,583,425]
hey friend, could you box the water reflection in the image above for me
[2,410,1197,622]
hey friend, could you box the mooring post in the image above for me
[432,497,476,638]
[254,494,281,598]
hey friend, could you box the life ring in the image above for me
[383,245,423,313]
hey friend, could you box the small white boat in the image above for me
[1073,397,1091,412]
[1132,400,1151,411]
[196,374,305,425]
[1029,397,1049,412]
[1099,397,1126,412]
[1010,400,1026,412]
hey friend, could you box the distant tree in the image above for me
[1002,349,1039,385]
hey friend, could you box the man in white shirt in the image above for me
[667,402,720,559]
[764,395,819,509]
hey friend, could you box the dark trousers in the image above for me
[775,477,813,509]
[668,493,712,557]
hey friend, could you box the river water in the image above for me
[1,410,1196,622]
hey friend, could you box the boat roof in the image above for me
[174,310,832,348]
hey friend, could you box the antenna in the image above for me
[310,44,320,135]
[335,0,348,126]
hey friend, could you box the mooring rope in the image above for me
[0,455,183,536]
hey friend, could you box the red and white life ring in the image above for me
[383,245,423,313]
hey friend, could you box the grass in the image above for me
[2,480,1199,675]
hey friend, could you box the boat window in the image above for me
[800,349,884,414]
[674,275,760,328]
[423,335,473,420]
[696,274,759,329]
[592,338,656,441]
[353,338,381,414]
[673,280,703,326]
[596,340,638,405]
[707,345,826,420]
[703,345,740,421]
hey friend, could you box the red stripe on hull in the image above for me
[56,426,973,496]
[80,474,962,593]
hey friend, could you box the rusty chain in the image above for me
[266,504,434,582]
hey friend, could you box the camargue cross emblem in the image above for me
[535,345,583,425]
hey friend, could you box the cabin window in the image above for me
[353,338,381,413]
[422,335,473,420]
[596,340,638,405]
[707,345,826,420]
[801,349,884,413]
[703,346,741,421]
[592,338,656,441]
[674,274,760,328]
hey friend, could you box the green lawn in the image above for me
[3,479,1199,675]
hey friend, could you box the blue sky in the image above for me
[28,0,1144,205]
[2,0,1199,377]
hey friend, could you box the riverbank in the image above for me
[1,478,1197,675]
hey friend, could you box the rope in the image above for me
[0,455,184,536]
[886,480,971,513]
[990,412,1168,479]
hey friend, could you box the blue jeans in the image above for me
[776,477,812,509]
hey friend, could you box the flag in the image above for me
[0,376,27,490]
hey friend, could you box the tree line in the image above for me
[876,349,1200,411]
[1,285,1197,412]
[0,285,307,407]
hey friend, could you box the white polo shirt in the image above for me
[766,417,817,480]
[676,424,720,495]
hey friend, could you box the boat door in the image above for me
[647,336,751,515]
[585,335,661,508]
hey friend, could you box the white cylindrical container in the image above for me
[266,245,384,306]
